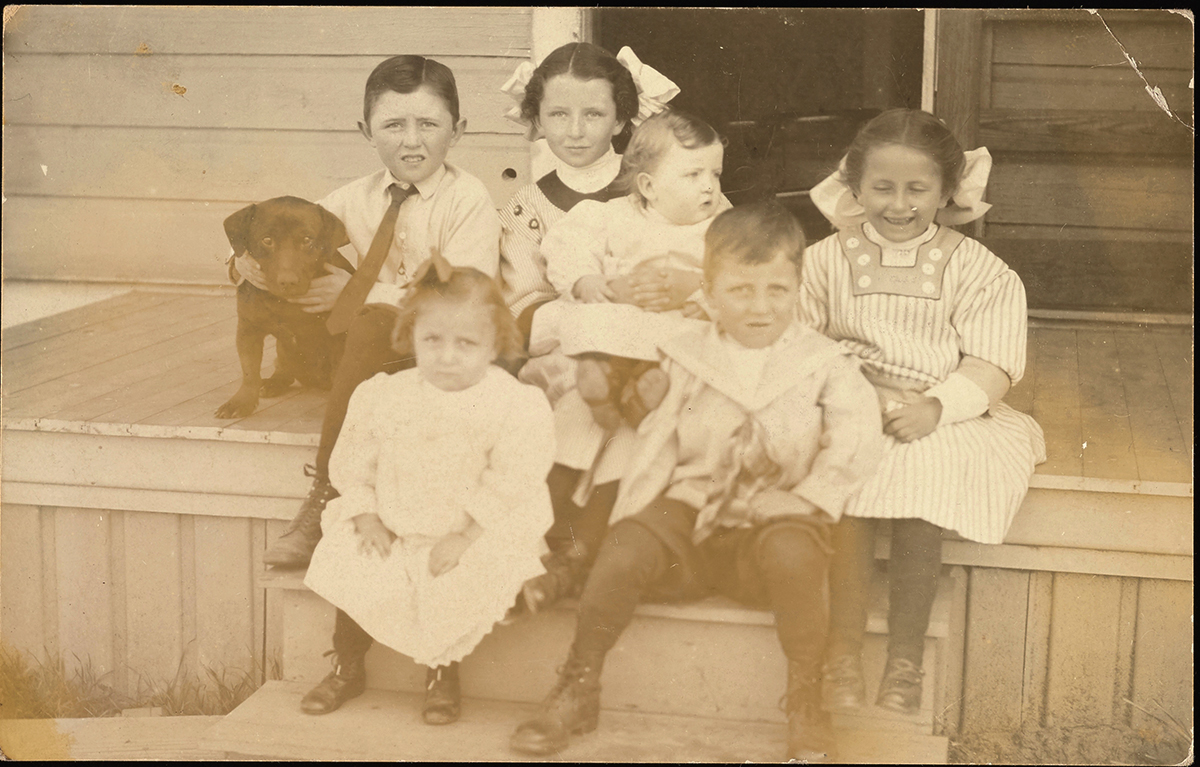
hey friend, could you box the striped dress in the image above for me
[799,224,1046,544]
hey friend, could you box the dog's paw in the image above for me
[260,377,295,398]
[215,394,258,419]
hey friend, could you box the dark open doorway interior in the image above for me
[598,8,925,242]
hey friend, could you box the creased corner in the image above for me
[1087,9,1196,134]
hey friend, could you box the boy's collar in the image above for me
[718,320,799,352]
[662,321,839,410]
[383,163,447,201]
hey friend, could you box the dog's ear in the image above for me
[224,203,258,256]
[317,205,350,250]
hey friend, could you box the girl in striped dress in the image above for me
[799,109,1046,715]
[496,43,681,612]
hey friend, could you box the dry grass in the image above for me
[949,718,1193,765]
[0,644,281,720]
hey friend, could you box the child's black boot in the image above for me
[876,656,924,714]
[822,652,866,710]
[300,649,366,715]
[784,660,838,763]
[509,650,603,755]
[423,662,461,725]
[264,464,338,568]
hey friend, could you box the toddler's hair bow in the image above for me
[810,147,993,230]
[405,248,456,288]
[500,46,680,141]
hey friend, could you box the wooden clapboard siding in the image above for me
[988,16,1192,67]
[4,6,532,56]
[978,110,1192,156]
[989,64,1192,113]
[5,55,522,135]
[961,568,1029,733]
[122,511,185,683]
[934,10,1194,314]
[958,567,1192,737]
[5,128,529,204]
[0,504,47,658]
[3,6,534,286]
[1046,573,1126,727]
[988,162,1192,232]
[53,508,115,676]
[1129,579,1193,738]
[0,503,267,696]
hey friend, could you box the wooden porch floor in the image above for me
[2,290,1192,493]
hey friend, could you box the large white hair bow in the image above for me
[810,147,993,229]
[500,45,680,141]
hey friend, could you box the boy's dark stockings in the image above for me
[572,505,830,675]
[315,304,415,478]
[828,517,942,666]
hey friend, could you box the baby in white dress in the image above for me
[302,255,554,725]
[530,109,731,431]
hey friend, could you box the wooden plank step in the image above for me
[0,715,225,761]
[201,681,949,763]
[260,564,956,638]
[266,568,961,733]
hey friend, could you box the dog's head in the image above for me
[224,197,350,298]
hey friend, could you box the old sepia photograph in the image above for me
[1,7,1193,763]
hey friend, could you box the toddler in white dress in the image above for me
[302,254,555,724]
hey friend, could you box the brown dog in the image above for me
[216,196,354,419]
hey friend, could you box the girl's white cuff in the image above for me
[925,372,989,426]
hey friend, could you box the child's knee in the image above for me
[756,520,832,576]
[593,520,667,578]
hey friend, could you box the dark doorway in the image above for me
[598,8,925,240]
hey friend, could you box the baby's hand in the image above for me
[573,274,616,304]
[291,263,352,314]
[232,253,271,291]
[429,533,473,577]
[749,489,820,523]
[883,397,943,443]
[353,513,395,559]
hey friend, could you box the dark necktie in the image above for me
[326,183,415,334]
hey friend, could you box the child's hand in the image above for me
[429,533,473,577]
[233,253,271,291]
[883,397,943,443]
[353,513,395,559]
[624,267,672,311]
[749,489,821,522]
[292,263,353,313]
[660,268,703,311]
[573,274,616,304]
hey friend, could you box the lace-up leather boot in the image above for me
[876,656,924,714]
[509,650,603,755]
[300,650,366,715]
[264,464,338,567]
[822,652,866,710]
[423,662,461,725]
[784,661,838,763]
